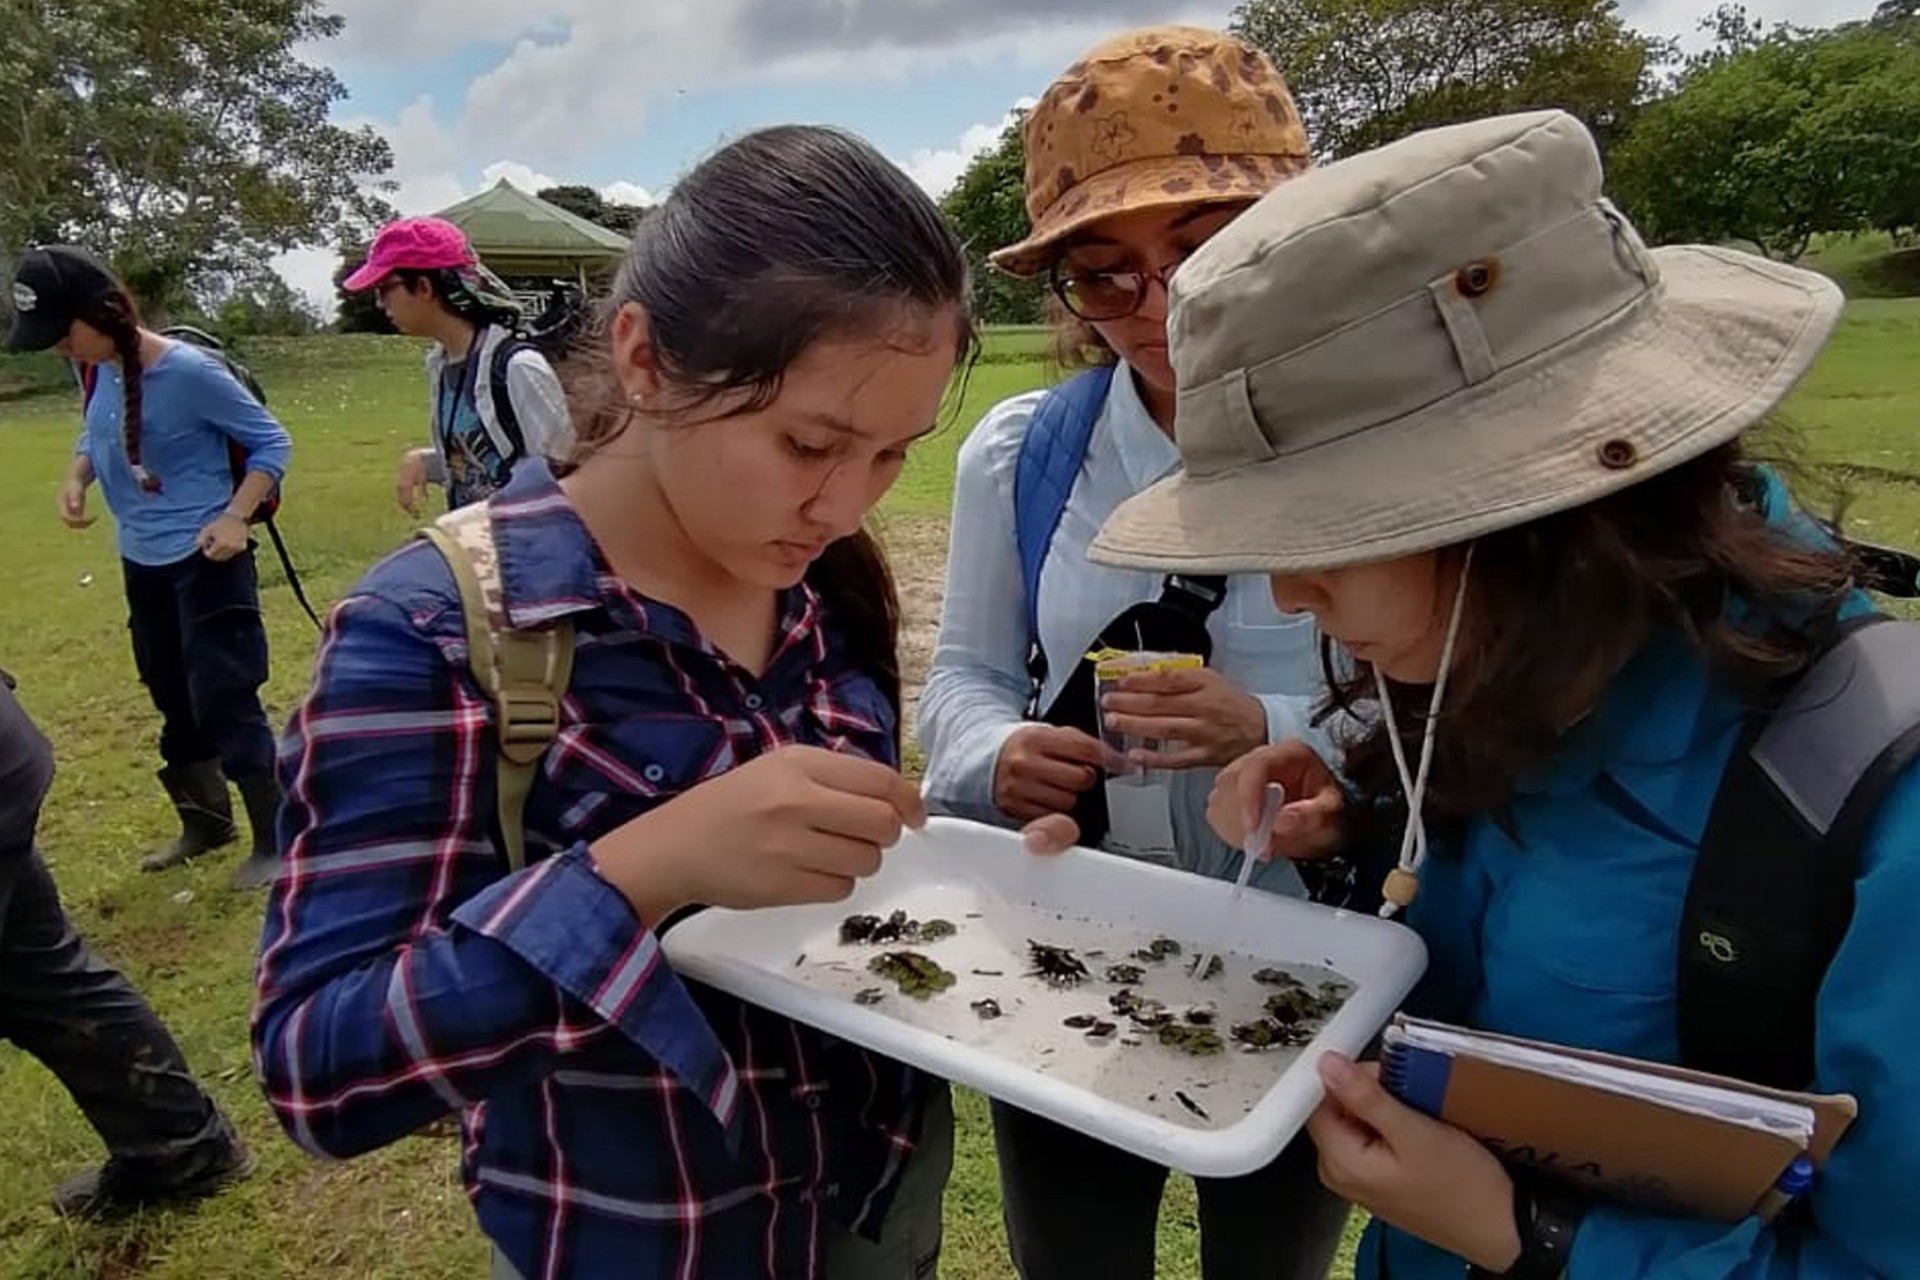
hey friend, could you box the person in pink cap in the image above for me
[345,216,572,512]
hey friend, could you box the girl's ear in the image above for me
[610,302,667,408]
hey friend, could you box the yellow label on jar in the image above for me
[1088,648,1204,680]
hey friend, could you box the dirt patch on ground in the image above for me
[877,513,951,758]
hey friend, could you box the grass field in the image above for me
[0,288,1914,1278]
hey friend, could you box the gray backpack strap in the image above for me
[420,505,575,872]
[1679,616,1920,1089]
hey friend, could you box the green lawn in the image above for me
[0,300,1914,1277]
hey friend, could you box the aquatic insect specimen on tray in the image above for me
[853,987,885,1006]
[1174,1089,1211,1120]
[1103,962,1145,985]
[971,998,1004,1020]
[840,910,959,946]
[1158,1023,1225,1056]
[1132,936,1183,964]
[1263,983,1344,1025]
[1026,941,1090,987]
[1110,988,1172,1028]
[1229,1017,1313,1050]
[867,950,957,1000]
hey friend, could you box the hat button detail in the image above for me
[1597,438,1638,469]
[1453,259,1499,298]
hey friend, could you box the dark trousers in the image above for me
[122,549,274,780]
[0,848,227,1171]
[992,1100,1350,1280]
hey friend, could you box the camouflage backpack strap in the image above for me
[419,505,575,872]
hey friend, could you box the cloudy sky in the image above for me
[281,0,1874,309]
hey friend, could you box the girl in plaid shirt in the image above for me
[253,126,1052,1280]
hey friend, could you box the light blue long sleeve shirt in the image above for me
[918,364,1330,895]
[78,342,292,566]
[1368,621,1920,1280]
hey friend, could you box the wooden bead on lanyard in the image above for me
[1373,543,1475,919]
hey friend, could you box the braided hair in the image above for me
[77,289,158,493]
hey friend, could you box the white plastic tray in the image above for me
[661,816,1427,1178]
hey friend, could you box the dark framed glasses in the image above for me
[1050,259,1181,322]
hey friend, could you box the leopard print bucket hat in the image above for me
[989,26,1311,279]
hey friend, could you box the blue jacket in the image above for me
[1366,611,1920,1278]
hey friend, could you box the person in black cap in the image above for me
[0,667,252,1216]
[6,246,290,890]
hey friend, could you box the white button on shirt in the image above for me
[918,364,1331,895]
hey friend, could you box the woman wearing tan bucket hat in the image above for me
[1093,109,1920,1279]
[919,24,1351,1280]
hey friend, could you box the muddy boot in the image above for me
[53,1113,255,1220]
[227,773,282,891]
[141,761,236,872]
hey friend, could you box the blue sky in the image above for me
[279,0,1866,308]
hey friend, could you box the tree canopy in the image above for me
[938,112,1048,326]
[1230,0,1660,159]
[0,0,393,316]
[1609,16,1920,260]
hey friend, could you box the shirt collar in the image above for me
[487,460,611,630]
[1101,361,1182,494]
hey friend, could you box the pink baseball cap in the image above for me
[343,217,477,291]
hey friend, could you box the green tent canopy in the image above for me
[429,179,629,282]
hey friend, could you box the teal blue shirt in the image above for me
[1364,609,1920,1278]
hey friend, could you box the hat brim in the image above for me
[1089,247,1844,576]
[4,306,71,353]
[989,152,1308,279]
[341,260,393,292]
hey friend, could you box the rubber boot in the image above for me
[227,773,282,890]
[141,761,236,872]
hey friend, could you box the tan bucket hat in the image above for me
[988,26,1310,279]
[1088,109,1844,576]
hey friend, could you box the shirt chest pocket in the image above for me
[1479,810,1693,1002]
[538,716,730,840]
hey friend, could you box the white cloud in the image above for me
[453,4,1229,166]
[272,245,344,317]
[481,159,561,194]
[904,97,1038,198]
[322,1,579,60]
[601,181,657,207]
[1622,0,1869,42]
[356,96,466,215]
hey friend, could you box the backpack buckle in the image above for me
[496,687,561,763]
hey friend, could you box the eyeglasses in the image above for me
[1050,258,1183,322]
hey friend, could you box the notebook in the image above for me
[1381,1015,1857,1221]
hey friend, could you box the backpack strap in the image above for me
[1013,366,1115,702]
[419,505,575,872]
[485,330,530,458]
[1679,615,1920,1088]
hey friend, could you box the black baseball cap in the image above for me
[6,245,119,352]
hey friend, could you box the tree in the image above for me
[0,0,394,317]
[537,184,650,235]
[1231,0,1660,159]
[212,274,323,337]
[329,257,394,335]
[1609,22,1920,260]
[939,112,1048,326]
[1873,0,1919,26]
